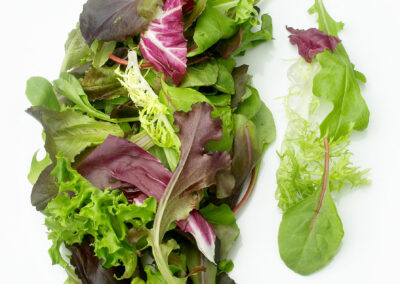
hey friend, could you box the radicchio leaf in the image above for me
[79,0,162,45]
[78,135,217,262]
[139,0,187,85]
[287,27,341,63]
[152,102,231,284]
[176,210,216,264]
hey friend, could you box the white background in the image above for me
[1,0,399,283]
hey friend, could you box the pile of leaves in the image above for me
[276,0,370,275]
[26,0,275,283]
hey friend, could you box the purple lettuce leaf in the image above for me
[79,0,162,45]
[67,237,130,284]
[77,135,217,262]
[139,0,187,85]
[152,102,231,283]
[287,27,341,63]
[77,135,171,200]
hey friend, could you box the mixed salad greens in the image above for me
[26,0,275,283]
[276,0,370,275]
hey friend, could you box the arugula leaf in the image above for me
[309,0,370,139]
[152,103,231,284]
[60,23,93,73]
[188,7,238,57]
[79,0,162,45]
[26,107,124,162]
[313,51,370,139]
[26,77,60,111]
[28,150,52,185]
[233,14,272,56]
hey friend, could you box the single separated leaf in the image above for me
[26,107,123,162]
[309,0,369,139]
[278,186,343,275]
[152,102,231,284]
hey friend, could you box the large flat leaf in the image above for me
[79,0,162,45]
[278,188,343,275]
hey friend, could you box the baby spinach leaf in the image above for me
[180,61,219,88]
[278,187,343,275]
[26,77,60,111]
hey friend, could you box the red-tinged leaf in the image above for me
[182,0,195,13]
[80,0,162,45]
[67,237,130,284]
[152,102,231,283]
[287,27,341,63]
[139,0,187,85]
[176,210,216,263]
[77,135,217,262]
[77,135,171,201]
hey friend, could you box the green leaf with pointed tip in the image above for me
[278,187,344,275]
[26,77,60,111]
[188,7,238,57]
[180,61,219,88]
[91,40,117,69]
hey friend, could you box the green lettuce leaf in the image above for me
[188,6,238,57]
[26,107,124,162]
[26,77,60,111]
[60,23,93,73]
[45,154,157,279]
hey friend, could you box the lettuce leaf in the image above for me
[152,103,231,284]
[26,107,124,162]
[26,77,60,111]
[45,154,157,279]
[79,0,162,45]
[139,0,188,85]
[188,6,238,57]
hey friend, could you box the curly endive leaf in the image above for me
[152,102,231,284]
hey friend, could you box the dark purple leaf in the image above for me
[139,0,187,85]
[68,238,130,284]
[77,135,171,200]
[182,0,195,13]
[217,273,236,284]
[287,27,341,63]
[31,165,58,211]
[79,0,162,45]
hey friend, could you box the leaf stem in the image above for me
[311,137,330,230]
[233,166,258,213]
[108,54,128,66]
